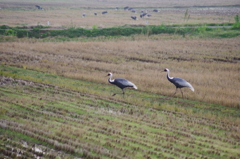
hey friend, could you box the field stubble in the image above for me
[0,76,239,158]
[0,36,239,107]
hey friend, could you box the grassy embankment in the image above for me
[1,22,240,39]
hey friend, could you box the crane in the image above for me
[106,72,137,96]
[147,14,152,17]
[131,10,136,13]
[35,5,43,10]
[124,6,129,10]
[102,11,108,15]
[131,16,137,20]
[163,68,194,98]
[140,13,147,18]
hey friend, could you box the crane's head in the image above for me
[163,68,169,72]
[106,72,112,76]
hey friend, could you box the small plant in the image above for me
[0,107,7,116]
[197,25,207,33]
[184,9,190,22]
[234,15,239,23]
[141,26,152,36]
[4,29,16,36]
[233,15,240,29]
[92,25,98,30]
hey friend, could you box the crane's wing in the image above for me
[115,78,138,89]
[172,77,194,92]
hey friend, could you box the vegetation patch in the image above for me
[0,23,239,39]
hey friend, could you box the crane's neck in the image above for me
[108,74,114,84]
[166,70,173,80]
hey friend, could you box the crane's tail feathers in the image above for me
[133,85,138,89]
[188,85,194,92]
[190,87,194,92]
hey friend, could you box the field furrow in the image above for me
[0,74,239,158]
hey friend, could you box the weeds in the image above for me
[1,23,239,39]
[234,15,239,23]
[184,9,190,22]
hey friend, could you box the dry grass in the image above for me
[0,35,239,107]
[1,0,240,8]
[0,0,239,27]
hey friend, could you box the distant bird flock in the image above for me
[34,5,159,22]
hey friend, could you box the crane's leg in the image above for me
[165,88,178,99]
[171,88,178,97]
[112,89,125,97]
[180,88,184,98]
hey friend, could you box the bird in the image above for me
[35,5,43,10]
[102,11,108,15]
[163,68,194,98]
[94,12,98,16]
[147,14,152,17]
[131,16,137,20]
[106,72,137,97]
[140,13,147,18]
[82,13,86,18]
[153,9,159,12]
[131,10,136,13]
[124,6,129,10]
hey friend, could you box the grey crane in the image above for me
[131,10,136,13]
[124,6,129,10]
[147,14,152,17]
[35,5,43,10]
[106,72,137,96]
[163,68,194,98]
[140,13,147,18]
[131,16,137,20]
[102,11,108,15]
